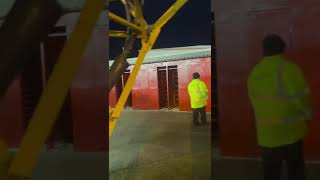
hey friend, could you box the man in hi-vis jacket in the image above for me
[188,72,209,126]
[248,34,313,180]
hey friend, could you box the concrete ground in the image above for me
[31,152,107,180]
[212,135,320,180]
[109,110,211,180]
[212,156,320,180]
[6,145,107,179]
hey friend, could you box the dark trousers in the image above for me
[192,106,207,125]
[261,140,306,180]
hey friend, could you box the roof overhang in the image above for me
[109,45,212,67]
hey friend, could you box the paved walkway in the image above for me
[212,156,320,180]
[30,152,107,180]
[109,110,211,180]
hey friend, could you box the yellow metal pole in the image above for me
[134,0,148,27]
[133,0,148,42]
[9,0,105,178]
[109,0,188,138]
[109,12,142,33]
[134,0,143,20]
[109,30,142,38]
[109,30,131,38]
[121,0,138,19]
[109,28,161,137]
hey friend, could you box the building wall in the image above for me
[177,58,211,112]
[131,64,160,110]
[60,12,108,151]
[109,57,212,112]
[214,0,320,159]
[109,87,117,108]
[0,78,24,147]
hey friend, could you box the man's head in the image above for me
[193,72,200,79]
[263,34,287,57]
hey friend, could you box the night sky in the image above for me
[109,0,211,59]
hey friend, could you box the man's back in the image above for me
[188,79,208,109]
[248,54,311,148]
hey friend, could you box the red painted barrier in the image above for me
[109,87,117,107]
[71,24,108,152]
[177,58,212,112]
[109,57,211,112]
[131,64,160,110]
[0,78,24,147]
[214,0,320,159]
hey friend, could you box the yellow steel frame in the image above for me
[109,12,143,33]
[109,30,142,38]
[109,0,187,137]
[0,0,105,179]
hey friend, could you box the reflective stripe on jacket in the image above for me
[188,79,208,108]
[248,54,312,148]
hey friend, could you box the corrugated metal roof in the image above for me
[109,45,211,67]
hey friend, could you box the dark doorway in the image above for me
[115,70,132,108]
[21,27,73,148]
[157,65,179,110]
[43,34,73,147]
[115,77,123,100]
[168,65,179,109]
[157,66,168,109]
[21,47,43,129]
[122,70,132,108]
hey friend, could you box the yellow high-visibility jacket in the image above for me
[188,79,208,109]
[248,54,312,148]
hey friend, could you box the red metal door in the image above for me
[148,65,160,110]
[122,70,132,108]
[244,8,292,156]
[168,65,179,110]
[286,6,320,160]
[115,77,122,100]
[43,35,73,147]
[217,8,293,157]
[215,0,320,159]
[157,66,168,109]
[0,78,24,147]
[177,62,191,112]
[71,26,108,151]
[109,86,117,107]
[201,59,212,112]
[21,47,43,129]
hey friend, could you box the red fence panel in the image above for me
[215,0,320,159]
